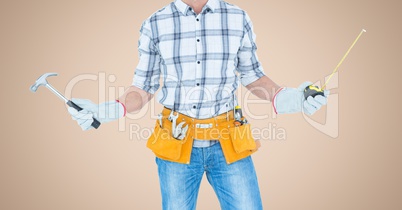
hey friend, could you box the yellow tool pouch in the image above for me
[146,119,194,164]
[146,107,259,164]
[218,123,258,164]
[230,124,256,153]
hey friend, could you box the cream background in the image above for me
[1,0,401,209]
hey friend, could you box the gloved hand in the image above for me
[273,82,329,115]
[68,98,126,130]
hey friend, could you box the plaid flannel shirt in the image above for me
[133,0,265,121]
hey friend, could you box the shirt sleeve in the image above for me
[236,12,266,87]
[132,19,161,94]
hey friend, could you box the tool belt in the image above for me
[146,107,259,164]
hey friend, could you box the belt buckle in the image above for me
[195,123,213,129]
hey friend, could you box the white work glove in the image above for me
[68,98,126,130]
[273,82,329,115]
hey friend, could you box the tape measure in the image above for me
[304,85,325,99]
[303,29,366,100]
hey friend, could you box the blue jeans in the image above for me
[155,142,263,210]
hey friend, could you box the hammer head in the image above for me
[30,72,58,92]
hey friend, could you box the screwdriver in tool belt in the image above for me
[234,106,247,126]
[304,29,366,99]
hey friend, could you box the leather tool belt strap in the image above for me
[146,107,259,164]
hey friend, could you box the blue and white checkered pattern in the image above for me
[133,0,265,121]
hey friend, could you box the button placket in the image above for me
[195,14,203,87]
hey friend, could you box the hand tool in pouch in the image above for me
[157,113,163,128]
[304,29,366,99]
[233,94,247,127]
[168,109,188,140]
[30,72,101,129]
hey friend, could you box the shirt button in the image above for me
[196,18,199,21]
[197,39,200,42]
[189,8,192,11]
[193,105,196,109]
[197,61,200,64]
[196,83,200,86]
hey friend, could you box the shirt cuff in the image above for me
[132,81,159,94]
[240,70,266,87]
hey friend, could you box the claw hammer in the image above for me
[30,72,101,129]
